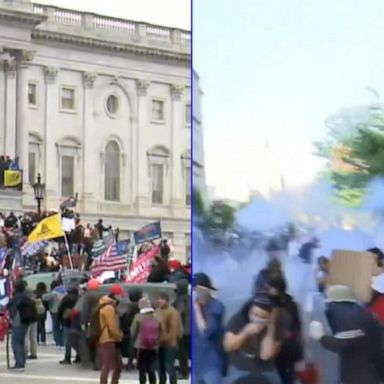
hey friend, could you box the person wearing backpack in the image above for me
[131,297,163,384]
[8,279,36,372]
[155,291,180,384]
[97,284,124,384]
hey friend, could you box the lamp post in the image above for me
[33,173,45,217]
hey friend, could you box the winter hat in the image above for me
[325,285,357,303]
[372,274,384,294]
[139,297,153,314]
[109,284,126,297]
[87,278,100,291]
[168,258,181,271]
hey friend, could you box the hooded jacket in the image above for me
[58,288,79,328]
[98,295,123,345]
[321,302,381,384]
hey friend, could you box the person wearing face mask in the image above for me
[193,273,226,384]
[223,293,282,384]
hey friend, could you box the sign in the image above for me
[61,217,75,232]
[328,249,379,302]
[133,222,162,244]
[126,245,159,283]
[28,214,64,243]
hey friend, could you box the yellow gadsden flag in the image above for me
[28,214,64,243]
[4,170,21,187]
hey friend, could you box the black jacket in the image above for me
[58,291,79,327]
[321,302,381,384]
[147,264,170,283]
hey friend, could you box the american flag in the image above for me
[91,244,127,275]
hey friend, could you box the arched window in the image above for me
[105,141,120,201]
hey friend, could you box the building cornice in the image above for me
[31,30,190,64]
[0,7,46,25]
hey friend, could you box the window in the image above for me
[152,100,164,121]
[28,83,37,106]
[105,141,120,201]
[185,167,191,205]
[61,87,75,111]
[28,152,36,184]
[151,164,164,204]
[61,155,74,196]
[106,95,119,116]
[186,104,191,125]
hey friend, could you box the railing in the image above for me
[32,4,190,46]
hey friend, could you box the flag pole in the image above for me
[63,233,73,270]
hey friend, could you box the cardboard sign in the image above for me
[328,250,380,302]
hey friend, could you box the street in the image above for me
[0,342,190,384]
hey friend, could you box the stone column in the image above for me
[135,79,150,212]
[15,50,35,185]
[44,66,59,209]
[82,71,97,212]
[170,84,184,211]
[3,58,16,157]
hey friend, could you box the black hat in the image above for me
[193,273,217,291]
[252,292,272,312]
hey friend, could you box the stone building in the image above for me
[0,0,191,260]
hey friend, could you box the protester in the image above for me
[155,291,180,384]
[174,279,190,380]
[147,257,170,283]
[97,284,124,384]
[35,282,47,346]
[131,297,163,384]
[120,288,142,370]
[193,273,225,384]
[309,285,381,384]
[253,259,284,294]
[8,279,36,372]
[58,284,80,365]
[314,256,330,293]
[268,275,303,384]
[223,292,282,384]
[24,288,39,360]
[298,237,320,264]
[43,280,65,348]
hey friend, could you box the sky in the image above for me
[33,0,190,30]
[194,0,384,201]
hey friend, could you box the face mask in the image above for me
[195,287,210,302]
[249,314,268,325]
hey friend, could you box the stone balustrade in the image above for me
[33,4,190,46]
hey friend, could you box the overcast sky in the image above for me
[34,0,190,29]
[195,0,384,201]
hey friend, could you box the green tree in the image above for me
[314,107,384,205]
[205,201,235,230]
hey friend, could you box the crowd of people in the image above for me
[7,258,191,384]
[193,240,384,384]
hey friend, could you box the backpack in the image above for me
[19,297,38,325]
[35,298,46,316]
[87,302,112,345]
[139,317,160,349]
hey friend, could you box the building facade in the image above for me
[192,70,206,198]
[0,0,191,260]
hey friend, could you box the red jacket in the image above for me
[368,295,384,324]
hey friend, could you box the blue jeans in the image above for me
[51,313,64,347]
[226,365,281,384]
[195,369,222,384]
[12,324,28,368]
[158,347,177,384]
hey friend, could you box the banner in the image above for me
[126,245,159,283]
[133,222,162,244]
[4,170,21,187]
[28,214,64,243]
